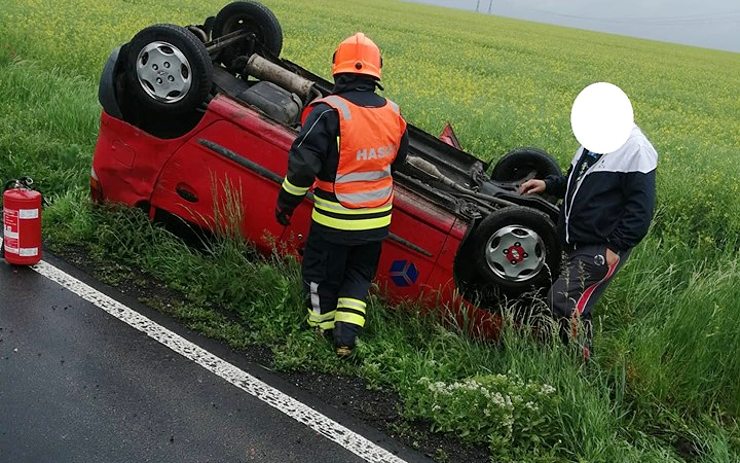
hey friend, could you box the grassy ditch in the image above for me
[41,198,739,462]
[1,0,739,461]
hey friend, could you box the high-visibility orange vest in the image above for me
[304,95,407,209]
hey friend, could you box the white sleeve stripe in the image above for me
[296,110,335,150]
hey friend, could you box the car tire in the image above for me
[469,206,560,294]
[490,147,562,183]
[124,24,213,116]
[98,46,124,119]
[212,1,283,67]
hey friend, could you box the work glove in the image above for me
[275,206,293,226]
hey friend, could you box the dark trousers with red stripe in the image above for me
[547,243,630,358]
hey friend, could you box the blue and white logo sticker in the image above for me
[389,260,419,287]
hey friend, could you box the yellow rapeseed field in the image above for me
[2,0,738,243]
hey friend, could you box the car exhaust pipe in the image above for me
[407,156,446,182]
[244,54,316,99]
[407,156,516,208]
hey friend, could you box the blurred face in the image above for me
[571,82,634,154]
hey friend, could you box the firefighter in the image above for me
[519,83,658,360]
[275,33,409,358]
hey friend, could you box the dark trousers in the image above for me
[547,244,630,359]
[301,230,382,347]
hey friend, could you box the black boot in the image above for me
[333,321,361,358]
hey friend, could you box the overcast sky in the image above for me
[405,0,740,52]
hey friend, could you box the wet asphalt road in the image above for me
[0,256,424,463]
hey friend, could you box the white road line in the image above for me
[31,260,410,463]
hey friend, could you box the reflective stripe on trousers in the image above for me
[335,297,367,327]
[307,281,336,330]
[307,308,336,330]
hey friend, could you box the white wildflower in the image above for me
[541,384,556,395]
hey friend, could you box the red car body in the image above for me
[92,4,563,337]
[92,93,503,334]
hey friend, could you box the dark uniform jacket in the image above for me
[277,76,409,244]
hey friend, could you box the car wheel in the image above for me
[470,206,560,293]
[212,1,283,68]
[125,24,213,115]
[491,147,561,183]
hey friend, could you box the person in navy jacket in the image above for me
[520,124,658,359]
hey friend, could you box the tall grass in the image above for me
[1,0,738,461]
[44,201,737,462]
[0,58,98,196]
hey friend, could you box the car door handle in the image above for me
[176,183,199,203]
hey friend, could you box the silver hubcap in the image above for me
[136,41,191,103]
[485,225,546,282]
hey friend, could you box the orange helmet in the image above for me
[332,33,382,80]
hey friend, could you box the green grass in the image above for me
[1,0,739,461]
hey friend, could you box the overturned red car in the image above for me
[91,1,563,332]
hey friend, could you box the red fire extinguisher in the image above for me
[2,177,43,266]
